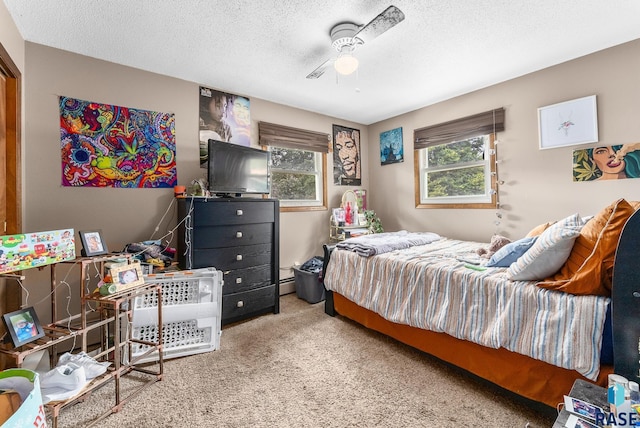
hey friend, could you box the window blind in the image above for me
[259,121,330,153]
[414,108,505,149]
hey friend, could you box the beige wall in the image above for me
[20,42,367,313]
[3,2,640,318]
[368,38,640,242]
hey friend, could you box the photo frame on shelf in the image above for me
[79,230,109,257]
[538,95,598,150]
[110,262,144,291]
[2,306,45,348]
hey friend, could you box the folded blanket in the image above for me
[336,230,441,257]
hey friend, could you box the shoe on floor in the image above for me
[58,351,111,379]
[40,363,87,391]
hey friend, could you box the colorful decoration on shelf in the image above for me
[0,229,75,274]
[59,96,177,188]
[364,210,384,234]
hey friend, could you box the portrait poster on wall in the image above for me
[59,96,177,188]
[332,124,361,186]
[199,86,251,167]
[380,127,404,165]
[573,143,640,181]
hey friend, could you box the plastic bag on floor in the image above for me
[0,368,47,428]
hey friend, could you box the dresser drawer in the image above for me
[194,223,272,248]
[222,264,272,295]
[193,200,275,226]
[222,284,277,323]
[192,243,271,271]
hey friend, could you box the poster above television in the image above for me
[207,139,271,197]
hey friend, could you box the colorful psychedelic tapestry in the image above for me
[59,96,177,188]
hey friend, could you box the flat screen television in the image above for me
[207,139,271,197]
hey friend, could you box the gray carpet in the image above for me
[53,293,556,427]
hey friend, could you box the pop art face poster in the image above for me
[573,143,640,181]
[59,97,177,188]
[199,86,251,167]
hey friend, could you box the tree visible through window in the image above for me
[270,146,324,207]
[418,134,496,207]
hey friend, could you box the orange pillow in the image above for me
[525,221,556,237]
[629,201,640,210]
[537,198,635,296]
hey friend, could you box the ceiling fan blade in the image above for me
[306,57,334,79]
[353,5,405,45]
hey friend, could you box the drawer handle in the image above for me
[237,300,244,308]
[236,254,243,261]
[236,231,243,238]
[236,209,243,216]
[236,277,242,284]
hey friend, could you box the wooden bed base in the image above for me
[321,208,640,409]
[325,290,611,408]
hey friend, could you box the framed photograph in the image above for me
[79,230,109,257]
[109,262,144,291]
[380,127,404,165]
[538,95,598,150]
[2,307,45,348]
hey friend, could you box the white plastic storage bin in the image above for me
[131,267,223,364]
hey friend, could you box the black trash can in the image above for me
[293,256,325,303]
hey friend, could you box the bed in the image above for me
[322,198,640,408]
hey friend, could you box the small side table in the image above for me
[553,379,608,427]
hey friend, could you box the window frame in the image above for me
[267,145,327,212]
[414,133,497,209]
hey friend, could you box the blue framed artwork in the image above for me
[380,127,403,165]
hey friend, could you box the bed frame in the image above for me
[321,209,640,409]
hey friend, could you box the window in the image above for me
[269,146,325,208]
[417,134,496,207]
[414,108,504,209]
[258,121,329,211]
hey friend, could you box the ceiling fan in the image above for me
[305,5,405,79]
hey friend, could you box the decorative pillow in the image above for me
[485,236,537,267]
[629,201,640,211]
[525,221,556,237]
[537,198,635,296]
[507,213,584,281]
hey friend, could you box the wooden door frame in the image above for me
[0,41,21,235]
[0,41,22,369]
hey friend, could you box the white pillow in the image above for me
[507,213,585,281]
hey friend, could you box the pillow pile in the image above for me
[486,236,537,267]
[507,213,585,281]
[536,198,635,296]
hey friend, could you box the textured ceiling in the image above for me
[4,0,640,124]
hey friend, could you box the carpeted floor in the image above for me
[53,293,557,427]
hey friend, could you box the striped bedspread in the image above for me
[324,238,610,380]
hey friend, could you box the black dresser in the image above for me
[177,197,280,325]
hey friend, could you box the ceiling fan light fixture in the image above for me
[334,51,359,75]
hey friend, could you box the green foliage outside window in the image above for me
[270,146,319,201]
[425,136,487,198]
